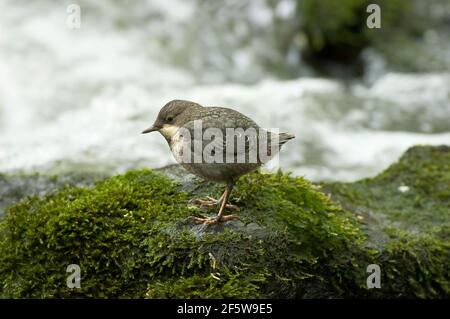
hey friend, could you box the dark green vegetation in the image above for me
[185,0,449,80]
[294,0,449,73]
[0,146,449,298]
[299,0,419,59]
[323,145,450,234]
[322,145,450,298]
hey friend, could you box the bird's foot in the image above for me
[188,197,239,211]
[189,214,240,225]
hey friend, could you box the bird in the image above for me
[142,100,295,225]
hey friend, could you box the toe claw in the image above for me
[188,197,240,211]
[219,214,240,222]
[189,216,219,225]
[189,214,240,225]
[188,198,218,208]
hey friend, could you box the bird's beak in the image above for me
[141,125,159,134]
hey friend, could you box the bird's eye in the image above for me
[167,116,173,122]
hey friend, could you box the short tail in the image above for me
[278,132,295,146]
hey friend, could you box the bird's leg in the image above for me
[190,182,240,225]
[188,189,239,211]
[214,183,240,222]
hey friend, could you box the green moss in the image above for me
[297,0,425,67]
[0,170,186,298]
[0,168,369,298]
[321,145,450,298]
[378,230,450,298]
[299,0,369,61]
[0,147,449,298]
[147,265,269,299]
[323,145,450,232]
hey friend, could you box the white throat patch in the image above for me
[159,124,180,140]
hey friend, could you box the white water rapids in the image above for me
[0,0,449,181]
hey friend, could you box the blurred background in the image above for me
[0,0,449,182]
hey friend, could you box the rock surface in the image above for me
[0,146,448,298]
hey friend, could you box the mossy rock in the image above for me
[0,172,104,217]
[322,145,450,298]
[323,145,450,235]
[0,170,368,298]
[0,146,449,298]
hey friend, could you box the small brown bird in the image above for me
[142,100,295,224]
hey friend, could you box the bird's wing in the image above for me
[180,107,261,163]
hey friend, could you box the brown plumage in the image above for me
[142,100,295,224]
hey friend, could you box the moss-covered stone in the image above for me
[0,172,105,217]
[0,169,369,298]
[322,145,450,298]
[375,229,449,298]
[0,146,448,298]
[323,145,450,234]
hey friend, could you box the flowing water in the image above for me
[0,0,449,182]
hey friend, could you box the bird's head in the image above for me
[141,100,202,140]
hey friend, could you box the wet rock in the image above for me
[0,146,448,298]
